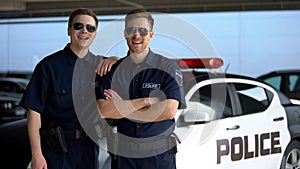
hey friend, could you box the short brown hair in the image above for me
[68,8,98,28]
[125,8,154,31]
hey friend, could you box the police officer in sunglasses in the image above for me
[20,8,117,169]
[95,8,186,169]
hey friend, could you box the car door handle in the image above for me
[273,117,284,122]
[226,125,240,130]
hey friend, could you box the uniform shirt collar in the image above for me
[80,52,94,65]
[63,43,94,65]
[126,48,157,67]
[143,49,157,67]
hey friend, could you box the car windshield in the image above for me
[16,81,28,89]
[0,78,29,94]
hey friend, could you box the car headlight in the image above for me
[0,101,15,110]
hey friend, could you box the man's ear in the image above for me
[123,30,127,38]
[67,27,71,36]
[149,31,154,39]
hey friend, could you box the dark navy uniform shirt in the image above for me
[95,49,186,138]
[20,44,103,130]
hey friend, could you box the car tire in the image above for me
[280,140,300,169]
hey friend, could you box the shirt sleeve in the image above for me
[19,61,50,114]
[95,59,120,100]
[162,62,187,109]
[95,72,112,100]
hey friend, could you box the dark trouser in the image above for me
[42,138,99,169]
[110,151,176,169]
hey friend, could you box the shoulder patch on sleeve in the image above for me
[175,69,183,86]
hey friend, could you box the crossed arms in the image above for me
[97,89,179,122]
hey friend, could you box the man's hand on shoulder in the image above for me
[96,56,119,76]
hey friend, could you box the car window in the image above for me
[0,79,28,93]
[190,83,232,120]
[0,81,23,93]
[234,83,270,115]
[288,74,300,92]
[264,76,281,90]
[0,81,14,92]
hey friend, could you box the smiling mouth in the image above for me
[133,41,142,45]
[78,36,89,40]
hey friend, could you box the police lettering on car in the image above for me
[216,131,282,164]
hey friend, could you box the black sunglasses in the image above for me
[125,27,149,36]
[73,22,96,33]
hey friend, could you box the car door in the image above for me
[227,79,290,168]
[175,79,240,169]
[175,78,290,169]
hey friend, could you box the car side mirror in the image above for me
[183,109,210,123]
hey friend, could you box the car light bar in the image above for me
[175,58,224,69]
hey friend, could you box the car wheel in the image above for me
[280,140,300,169]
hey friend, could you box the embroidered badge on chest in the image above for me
[142,83,161,89]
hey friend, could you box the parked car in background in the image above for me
[0,77,29,122]
[0,77,29,98]
[0,71,32,80]
[258,69,300,105]
[0,95,26,122]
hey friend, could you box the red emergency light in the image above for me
[175,58,223,69]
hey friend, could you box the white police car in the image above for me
[174,58,300,169]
